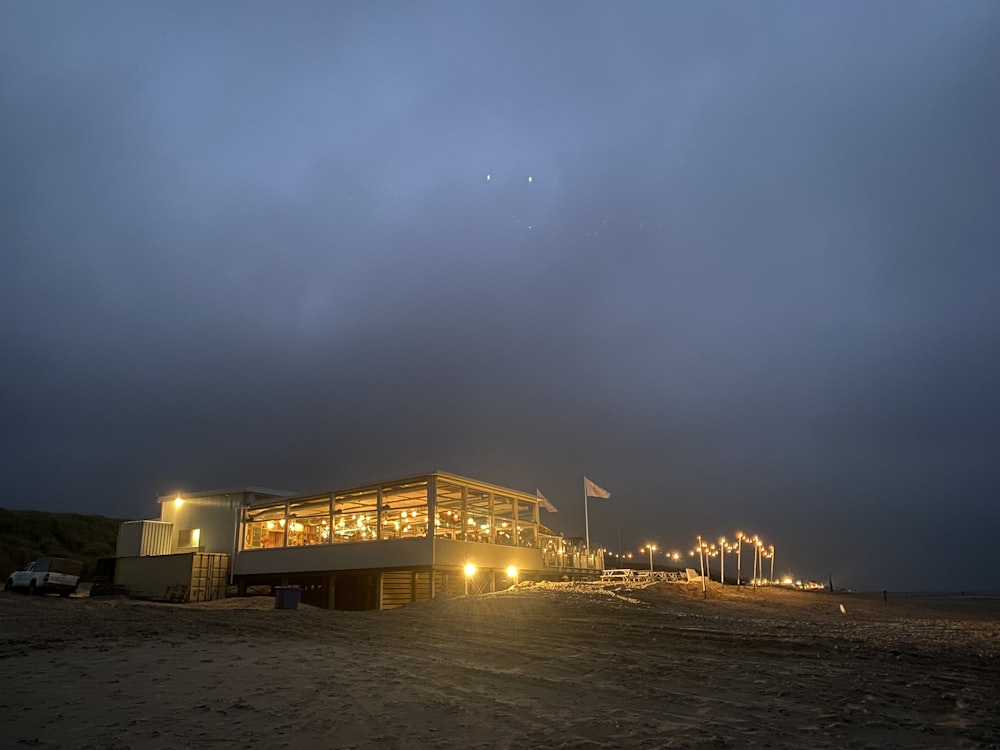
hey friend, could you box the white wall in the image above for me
[159,493,244,556]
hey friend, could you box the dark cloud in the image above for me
[2,2,998,590]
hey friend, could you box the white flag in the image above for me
[584,477,611,499]
[536,489,558,513]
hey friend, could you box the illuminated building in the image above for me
[137,471,602,610]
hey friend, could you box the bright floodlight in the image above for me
[527,176,533,182]
[173,497,184,507]
[464,563,477,577]
[506,565,518,579]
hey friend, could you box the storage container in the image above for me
[116,520,175,557]
[114,552,229,602]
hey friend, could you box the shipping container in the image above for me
[34,557,83,576]
[113,552,229,602]
[116,520,174,557]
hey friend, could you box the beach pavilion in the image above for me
[139,471,604,609]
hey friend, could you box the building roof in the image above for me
[156,487,297,503]
[247,470,542,508]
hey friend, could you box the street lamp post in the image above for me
[752,536,761,591]
[735,531,744,587]
[693,536,708,598]
[719,537,727,586]
[757,538,765,587]
[769,545,775,584]
[646,544,656,572]
[757,544,764,587]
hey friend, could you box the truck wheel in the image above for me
[28,580,37,595]
[3,579,11,592]
[59,590,71,598]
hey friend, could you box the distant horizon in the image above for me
[5,502,1000,598]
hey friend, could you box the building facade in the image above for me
[149,472,603,610]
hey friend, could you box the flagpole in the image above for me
[583,477,590,552]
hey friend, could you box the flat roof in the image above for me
[157,487,297,503]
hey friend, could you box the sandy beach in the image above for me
[2,582,998,749]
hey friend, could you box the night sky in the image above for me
[3,3,999,592]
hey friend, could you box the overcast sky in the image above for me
[2,2,998,591]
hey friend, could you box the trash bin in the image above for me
[274,585,301,610]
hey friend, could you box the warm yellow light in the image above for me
[463,563,477,577]
[506,565,518,579]
[173,497,184,507]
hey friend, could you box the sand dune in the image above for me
[2,582,997,748]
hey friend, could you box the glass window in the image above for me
[434,481,464,540]
[539,532,562,565]
[380,481,429,540]
[465,491,492,544]
[287,497,332,547]
[244,504,288,549]
[332,489,378,543]
[517,498,537,547]
[492,493,515,546]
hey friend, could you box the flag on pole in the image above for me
[536,489,558,513]
[584,477,611,499]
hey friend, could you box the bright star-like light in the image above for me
[486,174,491,181]
[527,176,533,182]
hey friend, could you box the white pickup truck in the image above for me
[5,557,81,597]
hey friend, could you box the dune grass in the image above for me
[0,507,123,581]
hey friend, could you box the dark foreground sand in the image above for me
[2,582,998,749]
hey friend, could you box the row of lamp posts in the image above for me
[689,532,775,595]
[602,533,780,598]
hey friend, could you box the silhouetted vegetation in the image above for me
[0,508,123,581]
